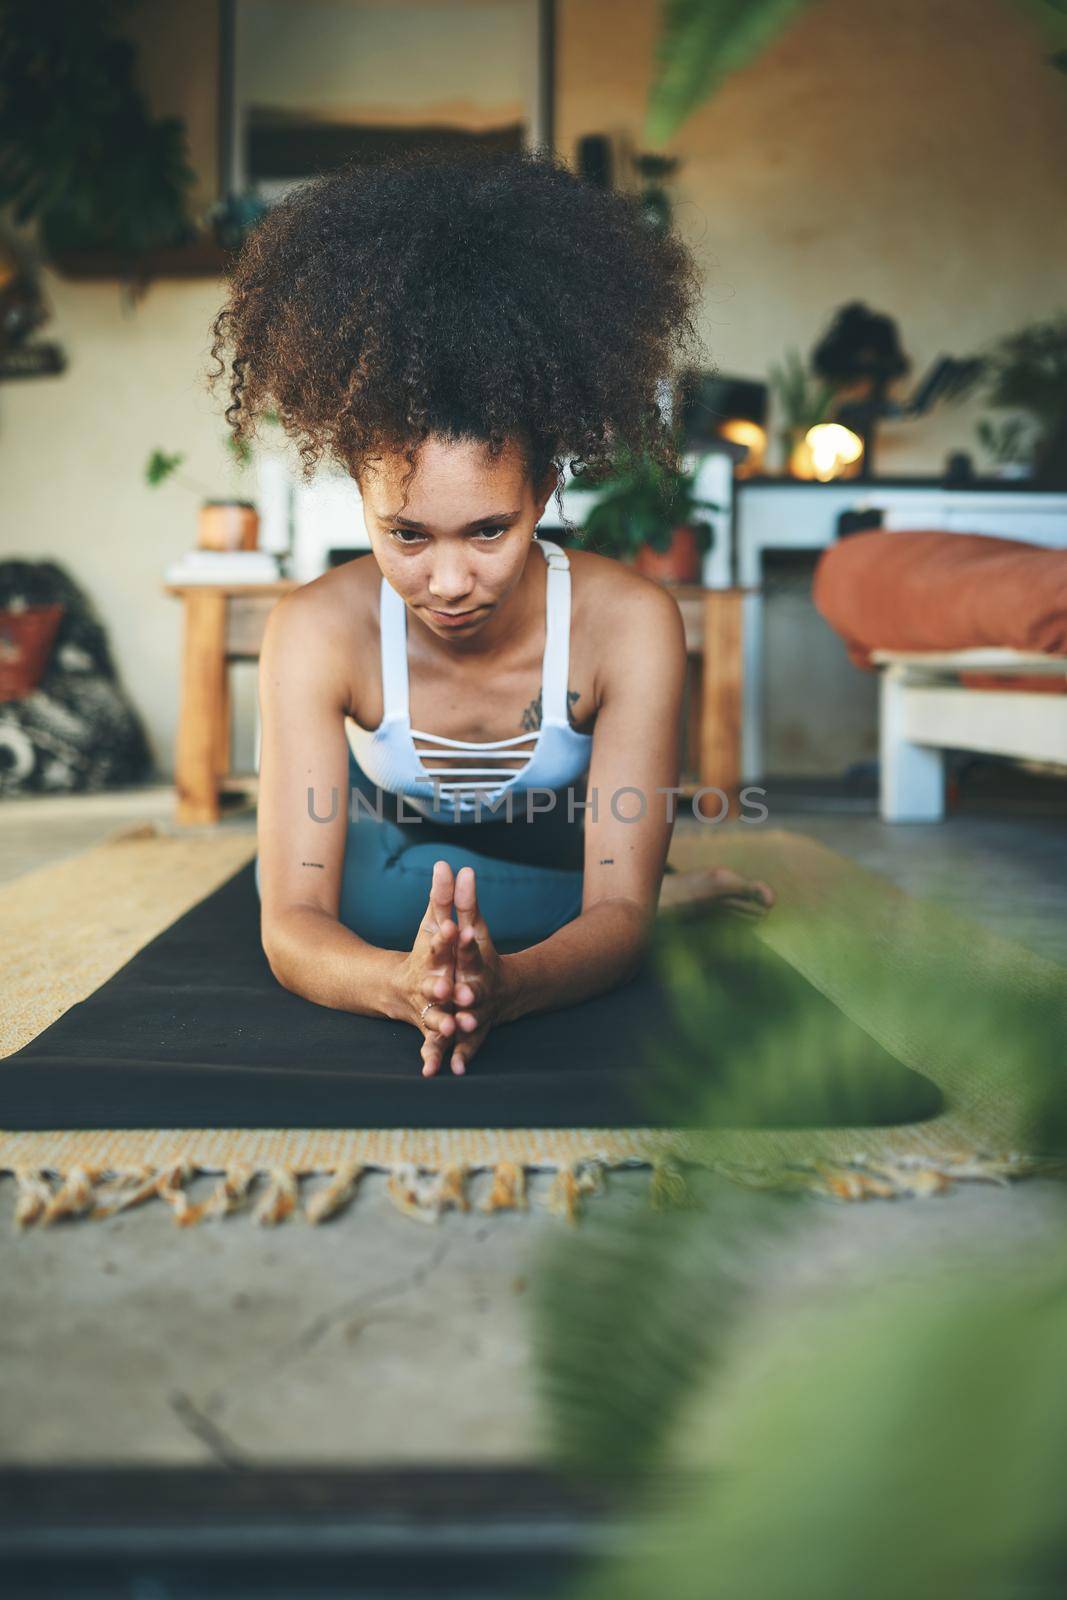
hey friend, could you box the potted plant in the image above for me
[572,448,718,584]
[145,436,260,551]
[0,5,195,273]
[975,416,1034,481]
[971,317,1067,487]
[767,348,840,477]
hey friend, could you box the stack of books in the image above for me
[164,549,282,585]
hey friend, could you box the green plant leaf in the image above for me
[571,1245,1067,1600]
[144,448,185,487]
[534,1181,798,1475]
[646,0,815,145]
[226,432,254,470]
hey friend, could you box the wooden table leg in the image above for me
[700,589,744,814]
[175,591,227,826]
[215,663,231,781]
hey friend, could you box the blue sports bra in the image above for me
[344,538,593,824]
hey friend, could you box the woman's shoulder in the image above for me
[566,546,687,644]
[271,552,380,637]
[262,555,382,709]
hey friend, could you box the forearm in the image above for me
[498,898,651,1024]
[263,906,406,1019]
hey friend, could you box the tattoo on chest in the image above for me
[521,689,581,732]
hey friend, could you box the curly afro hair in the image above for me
[210,150,701,486]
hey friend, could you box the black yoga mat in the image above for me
[0,861,942,1132]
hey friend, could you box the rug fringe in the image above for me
[649,1158,693,1211]
[305,1163,364,1224]
[8,1148,1057,1231]
[386,1163,471,1223]
[546,1159,604,1224]
[480,1162,526,1214]
[253,1168,299,1227]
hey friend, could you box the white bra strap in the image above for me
[536,538,573,726]
[378,577,410,721]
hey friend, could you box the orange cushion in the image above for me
[813,529,1067,672]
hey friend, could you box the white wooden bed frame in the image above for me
[875,648,1067,821]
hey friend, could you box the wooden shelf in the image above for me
[51,239,234,281]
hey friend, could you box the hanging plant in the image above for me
[0,0,195,264]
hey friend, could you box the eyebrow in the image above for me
[387,510,522,531]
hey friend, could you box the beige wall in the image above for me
[3,0,1066,779]
[558,0,1067,473]
[1,4,234,781]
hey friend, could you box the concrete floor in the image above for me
[0,783,1064,1468]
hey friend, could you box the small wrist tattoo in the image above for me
[301,861,325,869]
[599,858,614,865]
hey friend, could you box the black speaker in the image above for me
[576,134,613,190]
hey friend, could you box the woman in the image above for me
[212,153,772,1078]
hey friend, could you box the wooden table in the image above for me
[672,585,747,805]
[166,579,745,826]
[166,581,298,825]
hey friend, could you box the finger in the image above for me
[454,1010,479,1033]
[425,921,460,979]
[454,865,478,928]
[422,972,456,1004]
[451,1027,487,1075]
[421,1038,444,1077]
[453,869,486,968]
[455,919,486,976]
[453,979,479,1008]
[421,1006,456,1037]
[417,860,455,944]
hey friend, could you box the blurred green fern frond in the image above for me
[645,0,814,145]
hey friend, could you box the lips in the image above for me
[425,605,484,627]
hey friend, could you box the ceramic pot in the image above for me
[197,501,260,552]
[0,603,64,702]
[633,525,702,584]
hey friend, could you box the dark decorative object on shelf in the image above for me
[576,134,614,190]
[633,153,679,235]
[943,450,975,487]
[812,302,909,478]
[812,303,982,480]
[0,562,151,796]
[0,0,196,271]
[0,238,65,381]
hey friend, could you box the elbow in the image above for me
[591,896,653,981]
[261,919,298,995]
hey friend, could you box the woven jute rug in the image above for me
[0,821,1060,1228]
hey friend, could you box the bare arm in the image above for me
[255,585,403,1014]
[495,578,687,1022]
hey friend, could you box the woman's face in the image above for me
[359,436,554,640]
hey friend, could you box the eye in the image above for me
[386,524,508,546]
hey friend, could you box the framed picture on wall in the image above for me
[219,0,555,204]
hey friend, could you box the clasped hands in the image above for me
[397,859,507,1077]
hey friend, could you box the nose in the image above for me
[427,552,475,606]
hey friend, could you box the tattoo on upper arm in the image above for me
[599,858,614,865]
[301,861,325,869]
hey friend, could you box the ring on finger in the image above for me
[419,1001,436,1023]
